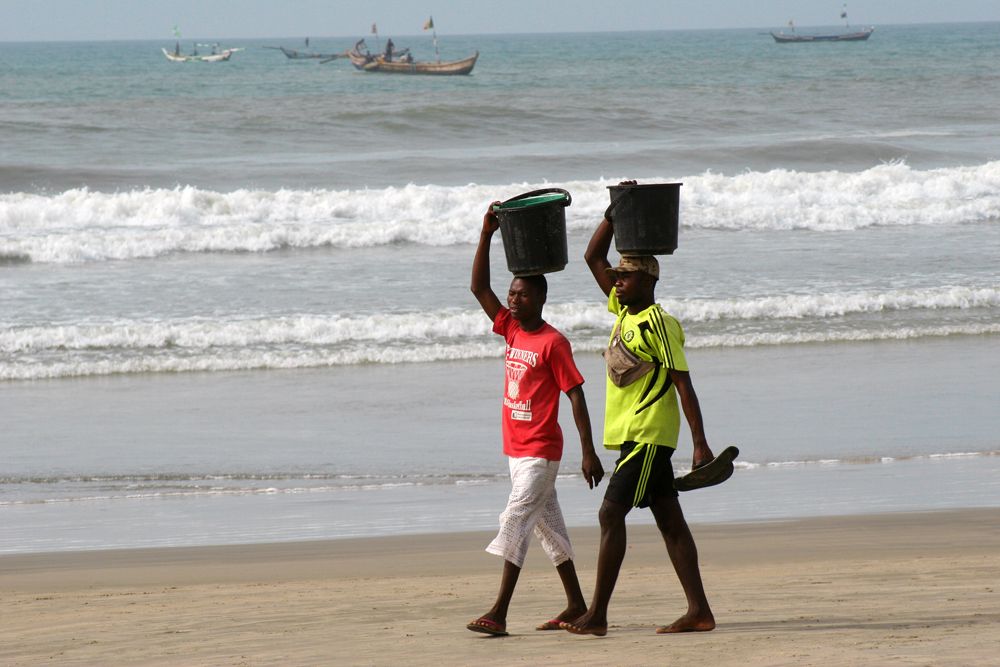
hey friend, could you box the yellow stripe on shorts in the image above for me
[634,444,656,506]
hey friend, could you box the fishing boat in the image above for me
[269,46,348,60]
[162,43,242,62]
[770,27,873,42]
[771,6,874,43]
[348,49,478,75]
[347,18,477,75]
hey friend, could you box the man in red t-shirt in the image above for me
[465,202,605,637]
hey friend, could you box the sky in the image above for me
[1,0,999,42]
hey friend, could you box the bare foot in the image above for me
[560,612,608,637]
[655,613,716,634]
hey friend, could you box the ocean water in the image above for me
[2,24,1000,554]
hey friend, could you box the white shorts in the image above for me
[486,456,574,568]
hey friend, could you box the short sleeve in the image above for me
[492,307,513,337]
[548,338,585,393]
[649,309,688,372]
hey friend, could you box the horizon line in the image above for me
[1,19,998,45]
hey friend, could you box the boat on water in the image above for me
[269,46,348,60]
[162,43,243,62]
[348,50,478,75]
[770,27,874,43]
[347,20,477,76]
[771,6,873,43]
[347,41,477,75]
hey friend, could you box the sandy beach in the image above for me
[2,508,998,666]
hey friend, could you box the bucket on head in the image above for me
[493,188,571,276]
[605,182,682,255]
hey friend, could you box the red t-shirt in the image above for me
[492,307,585,461]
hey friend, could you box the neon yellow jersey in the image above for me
[603,290,688,449]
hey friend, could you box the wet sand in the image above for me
[2,509,999,666]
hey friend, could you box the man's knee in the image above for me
[651,495,686,533]
[598,499,628,529]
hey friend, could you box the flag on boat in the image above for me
[787,19,794,28]
[423,16,434,30]
[172,25,181,38]
[841,10,848,19]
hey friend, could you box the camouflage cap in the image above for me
[604,255,659,279]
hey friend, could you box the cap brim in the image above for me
[604,266,634,275]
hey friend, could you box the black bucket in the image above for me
[493,188,571,276]
[605,182,682,255]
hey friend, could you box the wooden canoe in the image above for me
[770,28,874,43]
[278,46,346,60]
[162,47,239,62]
[348,51,478,75]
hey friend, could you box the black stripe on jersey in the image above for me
[650,309,674,369]
[636,323,662,406]
[634,309,675,414]
[636,373,672,414]
[638,323,660,363]
[637,363,660,405]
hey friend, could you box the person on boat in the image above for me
[353,39,375,64]
[384,38,394,61]
[467,202,605,637]
[562,202,717,637]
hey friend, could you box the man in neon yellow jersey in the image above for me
[563,214,717,637]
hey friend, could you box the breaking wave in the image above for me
[3,285,998,380]
[3,161,999,264]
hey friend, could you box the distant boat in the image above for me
[772,7,874,43]
[770,27,874,43]
[347,20,477,75]
[347,41,477,75]
[268,46,348,60]
[348,51,479,75]
[162,43,243,62]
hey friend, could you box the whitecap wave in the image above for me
[3,161,1000,263]
[4,286,997,357]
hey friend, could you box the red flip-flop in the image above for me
[536,619,563,631]
[467,616,508,636]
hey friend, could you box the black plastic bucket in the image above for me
[493,188,571,276]
[605,182,682,255]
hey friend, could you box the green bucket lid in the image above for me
[494,193,569,211]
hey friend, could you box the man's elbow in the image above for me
[670,369,693,391]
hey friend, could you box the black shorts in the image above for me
[604,442,676,508]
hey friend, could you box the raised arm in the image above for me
[670,369,715,469]
[584,217,616,297]
[566,385,605,488]
[470,202,503,321]
[586,180,638,296]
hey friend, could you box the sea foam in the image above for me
[3,286,998,380]
[3,161,1000,264]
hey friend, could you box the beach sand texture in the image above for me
[3,509,998,666]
